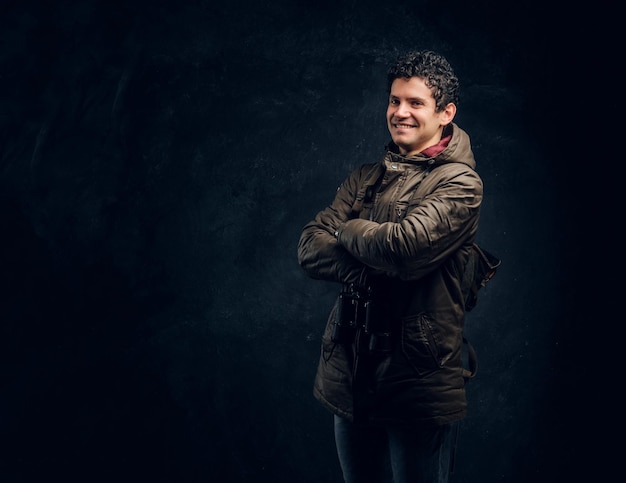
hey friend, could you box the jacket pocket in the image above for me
[401,313,443,376]
[393,198,423,222]
[321,305,336,362]
[393,201,408,222]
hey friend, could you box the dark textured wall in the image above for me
[1,1,596,482]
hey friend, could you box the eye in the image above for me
[389,98,399,105]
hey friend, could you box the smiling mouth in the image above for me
[393,123,416,129]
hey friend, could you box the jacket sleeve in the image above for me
[297,165,375,285]
[335,165,483,281]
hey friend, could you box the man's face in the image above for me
[386,77,454,156]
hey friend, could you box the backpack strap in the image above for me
[463,243,502,312]
[473,243,502,286]
[461,336,478,380]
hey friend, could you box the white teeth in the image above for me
[395,124,414,128]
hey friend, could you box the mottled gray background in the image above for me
[1,0,600,481]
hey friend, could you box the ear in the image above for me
[440,102,457,126]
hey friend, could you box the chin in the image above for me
[392,139,409,151]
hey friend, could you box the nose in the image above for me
[394,101,410,118]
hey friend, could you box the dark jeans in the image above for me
[334,415,456,483]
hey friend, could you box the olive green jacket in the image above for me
[297,123,483,426]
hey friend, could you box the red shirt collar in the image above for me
[421,133,452,157]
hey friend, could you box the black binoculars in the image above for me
[331,284,393,354]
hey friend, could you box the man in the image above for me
[297,50,483,482]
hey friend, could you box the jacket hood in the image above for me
[385,122,476,170]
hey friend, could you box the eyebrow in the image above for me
[389,94,426,102]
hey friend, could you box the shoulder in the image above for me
[342,161,383,188]
[433,161,482,182]
[424,162,483,199]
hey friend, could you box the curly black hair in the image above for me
[387,50,459,112]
